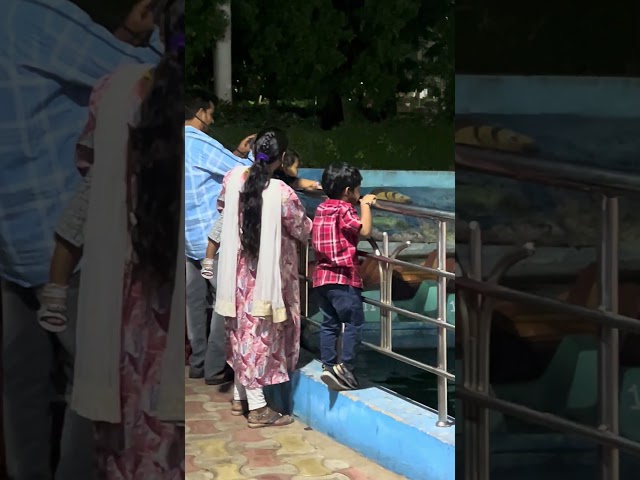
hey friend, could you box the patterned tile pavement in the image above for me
[185,374,407,480]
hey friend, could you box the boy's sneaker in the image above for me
[321,363,359,391]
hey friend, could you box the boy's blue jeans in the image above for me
[315,284,365,371]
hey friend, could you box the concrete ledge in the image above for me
[265,359,455,480]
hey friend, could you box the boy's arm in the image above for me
[359,204,373,238]
[201,208,224,278]
[206,212,224,257]
[358,194,377,238]
[49,235,83,286]
[292,178,322,191]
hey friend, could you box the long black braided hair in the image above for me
[129,0,184,286]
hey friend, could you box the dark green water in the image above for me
[348,348,455,416]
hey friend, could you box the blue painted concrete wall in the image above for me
[299,168,455,189]
[456,74,640,117]
[266,360,455,480]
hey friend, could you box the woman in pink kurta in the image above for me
[56,3,185,478]
[216,128,312,428]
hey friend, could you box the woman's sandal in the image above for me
[231,399,249,416]
[247,407,294,429]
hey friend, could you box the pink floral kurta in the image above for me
[217,170,313,389]
[77,68,183,478]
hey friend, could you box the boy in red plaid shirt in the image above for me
[311,163,377,390]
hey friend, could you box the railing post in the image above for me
[299,240,309,318]
[380,232,391,350]
[598,195,620,480]
[464,221,483,479]
[436,220,450,426]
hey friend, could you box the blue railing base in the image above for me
[265,356,455,480]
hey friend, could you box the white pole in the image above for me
[213,1,232,103]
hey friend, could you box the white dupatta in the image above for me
[71,64,184,423]
[215,167,287,322]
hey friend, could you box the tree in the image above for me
[189,0,454,126]
[329,0,426,121]
[411,0,454,119]
[230,0,348,103]
[186,0,229,89]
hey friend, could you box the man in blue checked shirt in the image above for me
[0,1,162,478]
[184,95,255,386]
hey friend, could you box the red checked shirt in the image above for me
[312,199,363,289]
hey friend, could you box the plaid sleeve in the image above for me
[15,0,161,88]
[339,205,362,235]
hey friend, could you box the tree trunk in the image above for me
[213,1,232,103]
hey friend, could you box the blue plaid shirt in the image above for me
[184,126,253,260]
[0,0,162,287]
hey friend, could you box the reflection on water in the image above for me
[354,349,456,414]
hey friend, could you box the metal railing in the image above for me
[297,195,455,426]
[456,145,640,480]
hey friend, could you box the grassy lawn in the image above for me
[209,118,453,170]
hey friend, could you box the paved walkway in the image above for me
[185,374,407,480]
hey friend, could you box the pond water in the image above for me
[328,347,455,414]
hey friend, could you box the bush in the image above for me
[209,109,452,170]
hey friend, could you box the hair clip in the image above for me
[256,152,270,162]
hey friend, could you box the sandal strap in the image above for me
[40,303,67,315]
[38,306,67,323]
[249,408,284,424]
[40,284,69,300]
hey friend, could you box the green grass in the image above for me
[209,118,453,170]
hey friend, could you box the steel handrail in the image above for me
[456,145,640,196]
[456,149,632,480]
[360,251,456,280]
[363,297,455,330]
[297,188,456,220]
[456,277,640,332]
[456,387,640,456]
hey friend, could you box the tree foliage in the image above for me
[230,0,349,102]
[185,0,228,85]
[186,0,454,122]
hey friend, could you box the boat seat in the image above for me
[361,289,398,323]
[620,367,640,442]
[421,281,455,324]
[396,280,434,322]
[564,345,598,424]
[493,334,597,419]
